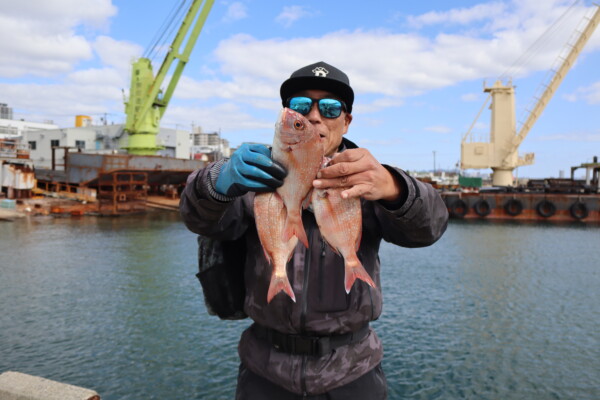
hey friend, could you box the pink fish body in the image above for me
[254,191,298,303]
[311,160,376,293]
[272,108,324,248]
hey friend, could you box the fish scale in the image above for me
[311,160,376,293]
[271,108,324,248]
[254,191,298,303]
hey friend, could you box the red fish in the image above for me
[311,159,376,293]
[254,191,298,303]
[272,108,324,248]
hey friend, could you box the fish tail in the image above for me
[267,274,296,303]
[344,253,376,294]
[283,212,309,248]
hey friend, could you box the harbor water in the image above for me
[1,213,599,399]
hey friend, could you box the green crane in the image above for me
[123,0,214,155]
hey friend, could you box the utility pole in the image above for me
[217,128,222,161]
[433,151,436,174]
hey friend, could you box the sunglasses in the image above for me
[286,97,347,119]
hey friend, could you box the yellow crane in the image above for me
[123,0,214,155]
[461,4,600,186]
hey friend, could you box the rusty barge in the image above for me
[440,158,600,223]
[33,149,204,215]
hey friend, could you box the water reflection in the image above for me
[1,215,598,399]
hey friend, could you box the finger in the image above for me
[340,184,366,199]
[268,160,288,180]
[238,163,284,188]
[243,148,274,169]
[313,175,355,189]
[317,161,362,179]
[250,159,287,181]
[329,149,364,164]
[246,143,271,157]
[245,144,287,180]
[243,150,287,180]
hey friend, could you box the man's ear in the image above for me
[343,113,353,134]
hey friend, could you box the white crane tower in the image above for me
[461,3,600,186]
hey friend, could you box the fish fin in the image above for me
[344,254,376,294]
[329,244,341,256]
[355,229,362,252]
[263,248,272,265]
[267,275,296,303]
[302,189,313,210]
[283,213,309,248]
[287,248,295,263]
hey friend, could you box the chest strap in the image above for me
[251,323,370,357]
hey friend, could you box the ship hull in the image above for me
[442,192,600,223]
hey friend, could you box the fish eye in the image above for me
[294,120,304,130]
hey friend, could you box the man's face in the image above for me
[291,89,352,156]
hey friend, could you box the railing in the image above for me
[0,139,30,159]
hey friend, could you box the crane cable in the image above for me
[143,0,191,62]
[499,0,584,82]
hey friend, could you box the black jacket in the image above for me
[179,139,449,394]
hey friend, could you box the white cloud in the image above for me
[93,36,142,71]
[175,74,278,103]
[425,125,453,134]
[581,81,600,105]
[584,82,600,104]
[67,68,125,87]
[0,81,122,125]
[189,0,597,123]
[223,2,248,22]
[407,2,506,28]
[564,81,600,104]
[461,93,480,101]
[2,0,599,135]
[164,103,273,134]
[203,25,569,105]
[2,0,116,30]
[535,132,600,142]
[276,6,310,27]
[0,0,116,77]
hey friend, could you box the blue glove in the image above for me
[215,143,287,197]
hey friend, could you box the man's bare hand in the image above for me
[312,148,401,201]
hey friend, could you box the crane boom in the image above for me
[461,4,600,186]
[502,4,600,166]
[124,0,214,155]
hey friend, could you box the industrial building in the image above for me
[0,106,231,213]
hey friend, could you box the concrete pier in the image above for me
[0,371,100,400]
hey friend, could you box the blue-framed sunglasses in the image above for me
[286,97,347,119]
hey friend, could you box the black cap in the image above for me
[280,61,354,114]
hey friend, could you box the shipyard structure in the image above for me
[441,4,600,224]
[0,107,228,215]
[1,0,222,217]
[440,160,600,223]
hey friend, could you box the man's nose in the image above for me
[306,103,322,124]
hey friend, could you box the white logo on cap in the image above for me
[312,67,329,77]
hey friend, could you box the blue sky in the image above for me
[1,0,599,178]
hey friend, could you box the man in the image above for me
[180,61,449,399]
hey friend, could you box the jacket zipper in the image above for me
[300,223,313,396]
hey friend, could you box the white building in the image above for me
[0,103,59,139]
[0,118,59,139]
[190,128,230,161]
[22,123,193,169]
[1,103,212,168]
[157,127,191,160]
